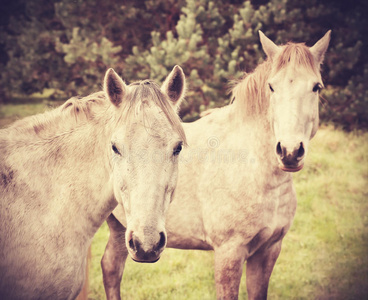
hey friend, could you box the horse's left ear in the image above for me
[104,68,127,107]
[310,30,331,64]
[259,30,280,60]
[161,65,186,111]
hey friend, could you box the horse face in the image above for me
[104,66,186,262]
[267,68,321,172]
[110,107,183,262]
[260,31,330,172]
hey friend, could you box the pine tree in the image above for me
[125,0,214,120]
[0,0,184,98]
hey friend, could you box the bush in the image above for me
[0,0,367,129]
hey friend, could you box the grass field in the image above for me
[1,102,367,299]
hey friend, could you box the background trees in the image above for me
[0,0,367,129]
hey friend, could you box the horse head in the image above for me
[104,66,186,262]
[259,30,331,172]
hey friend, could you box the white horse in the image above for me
[0,66,186,299]
[101,31,331,299]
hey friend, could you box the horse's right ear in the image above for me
[310,30,331,64]
[259,31,280,60]
[104,68,127,107]
[161,65,186,111]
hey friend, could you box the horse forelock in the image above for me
[274,43,319,76]
[121,82,187,145]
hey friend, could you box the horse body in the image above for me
[0,94,115,299]
[0,66,186,299]
[102,31,331,299]
[166,110,297,299]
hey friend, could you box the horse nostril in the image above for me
[297,142,305,158]
[129,237,135,252]
[157,232,166,250]
[276,142,282,157]
[128,234,142,253]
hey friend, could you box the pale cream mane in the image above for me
[3,92,107,138]
[61,92,107,121]
[4,82,186,144]
[231,42,320,119]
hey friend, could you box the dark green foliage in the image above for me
[0,0,367,129]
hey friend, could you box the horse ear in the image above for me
[310,30,331,64]
[259,31,280,60]
[104,68,127,107]
[161,65,186,110]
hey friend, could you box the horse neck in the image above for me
[12,111,116,238]
[226,66,285,173]
[54,116,116,234]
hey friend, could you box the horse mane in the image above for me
[231,42,319,119]
[0,92,103,138]
[3,79,186,144]
[231,61,271,118]
[60,91,106,120]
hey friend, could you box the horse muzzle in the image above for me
[131,256,161,263]
[276,140,306,172]
[279,163,304,172]
[126,231,166,263]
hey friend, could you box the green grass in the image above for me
[0,103,46,127]
[0,100,62,128]
[1,104,367,299]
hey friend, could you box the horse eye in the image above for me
[112,143,121,155]
[173,142,183,156]
[313,83,322,93]
[268,83,274,93]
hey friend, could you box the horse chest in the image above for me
[200,175,296,249]
[0,213,87,299]
[0,250,84,300]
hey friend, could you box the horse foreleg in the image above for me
[245,240,282,300]
[214,245,246,300]
[101,214,128,300]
